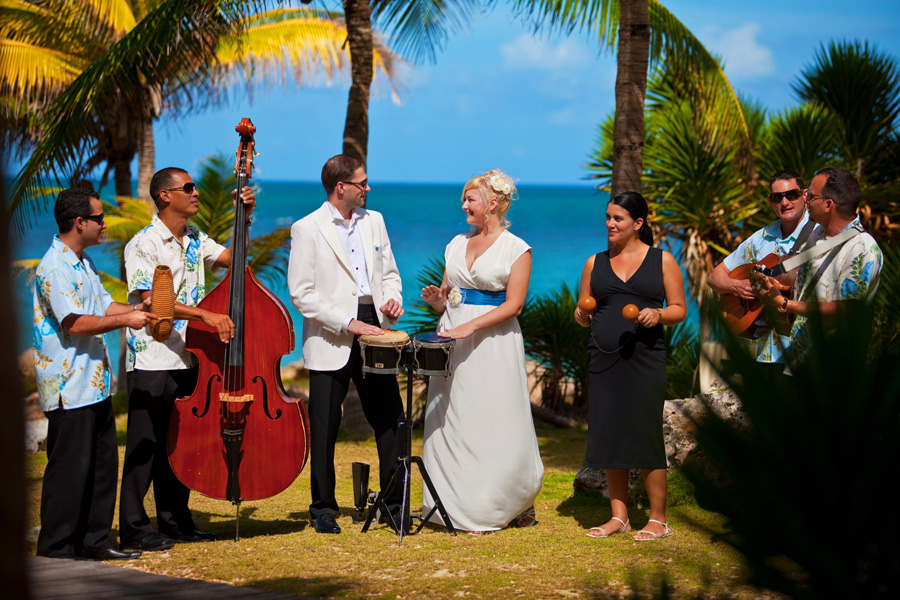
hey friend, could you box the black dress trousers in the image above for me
[307,304,404,519]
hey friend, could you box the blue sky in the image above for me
[15,1,900,187]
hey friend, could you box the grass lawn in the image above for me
[25,419,764,599]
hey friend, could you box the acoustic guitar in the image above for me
[720,253,796,338]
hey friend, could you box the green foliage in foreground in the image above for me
[690,303,900,599]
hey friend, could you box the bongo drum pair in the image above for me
[359,331,455,377]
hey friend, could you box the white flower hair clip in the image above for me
[488,174,512,197]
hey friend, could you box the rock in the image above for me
[25,418,48,453]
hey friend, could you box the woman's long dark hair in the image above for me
[610,191,653,245]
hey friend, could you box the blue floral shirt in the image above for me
[124,214,226,371]
[789,217,882,358]
[32,236,114,412]
[722,212,811,363]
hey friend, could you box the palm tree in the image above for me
[587,70,758,326]
[793,40,900,242]
[338,0,478,165]
[3,0,399,229]
[514,0,752,196]
[794,40,900,185]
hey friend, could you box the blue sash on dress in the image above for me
[460,288,506,306]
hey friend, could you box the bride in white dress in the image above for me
[420,169,544,533]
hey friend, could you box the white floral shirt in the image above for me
[789,217,882,357]
[32,236,114,412]
[124,214,227,371]
[722,213,811,363]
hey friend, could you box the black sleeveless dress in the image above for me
[585,247,667,469]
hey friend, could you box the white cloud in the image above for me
[701,22,776,80]
[500,34,594,73]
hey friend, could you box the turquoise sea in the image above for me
[11,182,610,373]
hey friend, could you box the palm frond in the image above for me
[218,9,349,86]
[793,40,900,182]
[193,153,239,245]
[246,226,290,287]
[756,103,841,187]
[6,0,237,231]
[511,0,618,49]
[371,0,479,63]
[102,196,155,247]
[98,269,127,303]
[403,255,446,336]
[83,0,138,34]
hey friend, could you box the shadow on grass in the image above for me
[534,421,588,471]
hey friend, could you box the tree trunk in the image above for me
[0,144,30,599]
[610,0,650,197]
[137,118,155,201]
[341,0,374,165]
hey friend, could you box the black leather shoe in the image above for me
[160,529,216,543]
[82,546,142,561]
[121,534,175,551]
[313,514,341,534]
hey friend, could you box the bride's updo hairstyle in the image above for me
[462,168,518,230]
[610,191,653,246]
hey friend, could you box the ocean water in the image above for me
[11,182,609,372]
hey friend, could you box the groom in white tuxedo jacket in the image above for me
[287,154,404,534]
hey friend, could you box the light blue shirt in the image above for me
[32,236,114,412]
[722,212,811,363]
[789,217,882,358]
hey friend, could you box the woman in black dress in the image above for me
[574,192,686,541]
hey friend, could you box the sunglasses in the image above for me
[163,182,196,194]
[341,180,368,190]
[768,189,804,203]
[82,213,105,225]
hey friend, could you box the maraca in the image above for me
[622,304,639,322]
[578,296,596,312]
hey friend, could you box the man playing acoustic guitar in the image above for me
[708,169,812,363]
[756,167,882,360]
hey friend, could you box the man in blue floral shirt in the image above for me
[33,188,156,560]
[119,167,254,550]
[759,167,882,358]
[709,169,812,363]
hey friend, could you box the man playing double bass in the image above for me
[287,154,404,535]
[708,169,812,364]
[119,167,255,550]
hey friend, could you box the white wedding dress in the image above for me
[422,231,544,531]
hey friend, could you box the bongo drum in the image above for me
[359,329,410,374]
[412,332,455,377]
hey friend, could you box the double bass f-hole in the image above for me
[252,375,282,420]
[191,374,221,418]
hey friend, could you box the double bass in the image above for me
[167,118,310,538]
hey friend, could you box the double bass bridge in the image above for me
[219,393,255,403]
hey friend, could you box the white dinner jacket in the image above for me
[287,202,402,371]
